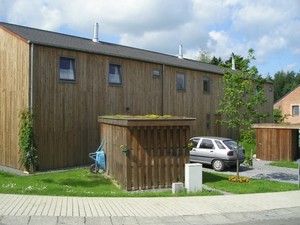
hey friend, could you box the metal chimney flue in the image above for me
[178,44,183,59]
[231,52,236,70]
[92,22,99,42]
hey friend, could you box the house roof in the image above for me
[274,84,300,105]
[0,22,222,74]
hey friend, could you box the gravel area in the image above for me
[202,159,299,185]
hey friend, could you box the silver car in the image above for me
[189,136,245,171]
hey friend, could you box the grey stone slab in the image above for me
[28,216,57,225]
[110,216,139,225]
[86,217,113,225]
[182,215,212,225]
[0,216,30,225]
[136,216,165,224]
[200,214,232,224]
[57,216,85,225]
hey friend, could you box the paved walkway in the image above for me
[1,191,300,225]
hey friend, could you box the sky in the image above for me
[1,0,300,77]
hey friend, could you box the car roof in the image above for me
[191,136,234,141]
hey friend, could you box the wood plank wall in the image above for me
[0,29,29,169]
[100,121,191,191]
[256,128,299,161]
[1,31,274,171]
[33,46,164,170]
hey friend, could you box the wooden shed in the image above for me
[252,124,300,161]
[98,116,195,190]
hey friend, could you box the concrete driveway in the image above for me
[202,159,299,185]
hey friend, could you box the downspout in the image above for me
[29,42,34,113]
[161,64,165,115]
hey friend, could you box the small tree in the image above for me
[218,49,267,178]
[273,108,289,124]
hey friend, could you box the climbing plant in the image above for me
[19,110,38,172]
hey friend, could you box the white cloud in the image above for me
[1,0,300,76]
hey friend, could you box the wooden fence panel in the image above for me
[99,117,195,191]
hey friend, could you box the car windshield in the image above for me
[223,140,238,149]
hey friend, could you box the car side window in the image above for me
[191,139,199,148]
[200,139,214,149]
[215,140,226,149]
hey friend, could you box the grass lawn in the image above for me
[0,167,298,197]
[269,161,299,169]
[0,168,219,197]
[203,172,299,194]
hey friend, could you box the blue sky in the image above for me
[1,0,299,77]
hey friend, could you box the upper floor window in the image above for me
[292,105,299,116]
[152,69,160,78]
[59,57,75,81]
[176,73,185,91]
[109,64,122,85]
[203,77,210,93]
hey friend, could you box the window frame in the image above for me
[59,57,76,82]
[176,72,185,91]
[203,77,211,93]
[108,63,123,85]
[152,69,161,78]
[292,105,299,116]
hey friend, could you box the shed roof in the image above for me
[252,123,300,130]
[0,22,222,74]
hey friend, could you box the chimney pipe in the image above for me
[92,22,99,42]
[178,44,183,59]
[231,52,236,70]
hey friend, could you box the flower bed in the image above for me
[228,176,250,183]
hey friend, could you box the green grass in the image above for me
[203,172,299,194]
[269,161,298,169]
[0,168,218,197]
[0,168,298,197]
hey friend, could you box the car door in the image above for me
[190,138,216,164]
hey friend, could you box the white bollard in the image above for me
[185,163,202,193]
[172,182,184,194]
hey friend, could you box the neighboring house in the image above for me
[274,85,300,124]
[0,22,274,171]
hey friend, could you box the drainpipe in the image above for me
[161,64,165,115]
[29,42,34,113]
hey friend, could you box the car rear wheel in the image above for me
[212,159,225,171]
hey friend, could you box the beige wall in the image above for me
[274,86,300,124]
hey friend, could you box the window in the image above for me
[176,73,185,91]
[152,69,160,77]
[203,77,210,93]
[200,139,214,149]
[292,105,299,116]
[59,57,75,81]
[215,141,225,149]
[109,64,122,85]
[206,113,211,130]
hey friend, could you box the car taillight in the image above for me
[227,151,234,156]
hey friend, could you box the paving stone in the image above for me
[29,216,57,225]
[57,216,85,225]
[86,217,113,225]
[0,216,30,225]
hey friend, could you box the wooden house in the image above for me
[0,22,274,171]
[274,85,300,124]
